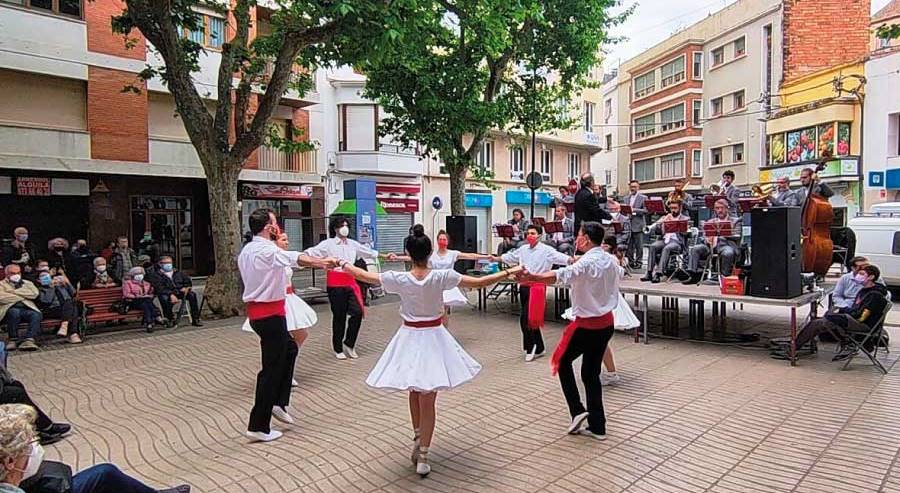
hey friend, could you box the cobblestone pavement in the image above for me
[8,297,900,493]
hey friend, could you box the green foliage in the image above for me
[877,24,900,41]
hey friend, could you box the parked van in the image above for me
[848,202,900,286]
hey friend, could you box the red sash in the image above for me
[327,270,366,317]
[550,313,614,376]
[286,286,294,295]
[522,283,547,330]
[403,318,443,329]
[247,300,286,321]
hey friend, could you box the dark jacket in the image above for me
[146,267,192,298]
[37,283,75,310]
[837,283,889,329]
[1,242,36,271]
[109,248,138,283]
[574,186,611,235]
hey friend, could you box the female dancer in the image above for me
[243,232,318,386]
[387,230,492,323]
[338,225,522,477]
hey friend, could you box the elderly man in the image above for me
[641,200,690,284]
[0,265,41,351]
[606,201,631,249]
[622,180,649,269]
[86,256,117,289]
[1,227,35,274]
[683,199,742,284]
[769,176,800,207]
[147,256,202,327]
[109,235,138,283]
[545,204,576,255]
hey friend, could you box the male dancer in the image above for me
[496,224,572,362]
[238,208,336,442]
[518,221,621,440]
[305,217,379,360]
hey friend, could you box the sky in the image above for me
[602,0,893,70]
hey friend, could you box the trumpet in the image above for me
[751,183,775,198]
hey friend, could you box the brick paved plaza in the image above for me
[8,298,900,493]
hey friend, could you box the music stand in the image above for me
[609,221,624,234]
[645,198,666,214]
[704,194,727,208]
[738,198,764,213]
[564,202,575,214]
[661,220,689,234]
[531,217,546,227]
[494,224,515,238]
[702,221,733,238]
[543,221,564,234]
[619,205,633,215]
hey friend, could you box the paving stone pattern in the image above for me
[9,299,900,493]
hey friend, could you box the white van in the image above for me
[848,202,900,286]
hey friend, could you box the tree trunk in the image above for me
[449,166,467,216]
[202,163,244,317]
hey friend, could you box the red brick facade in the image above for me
[84,0,146,59]
[292,109,310,142]
[87,66,148,162]
[782,0,870,82]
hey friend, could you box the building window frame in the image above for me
[583,101,595,133]
[659,151,685,179]
[476,140,494,172]
[605,133,613,151]
[711,147,724,166]
[692,51,704,80]
[540,147,552,182]
[711,47,725,67]
[734,36,746,57]
[567,152,581,180]
[659,103,685,132]
[182,13,226,50]
[510,146,525,180]
[692,99,703,127]
[711,97,723,117]
[633,114,657,141]
[633,70,656,99]
[732,143,745,163]
[9,0,83,18]
[660,55,686,88]
[603,98,613,123]
[732,90,746,111]
[692,149,703,177]
[632,158,655,182]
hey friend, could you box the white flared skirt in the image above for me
[562,293,640,330]
[366,325,481,392]
[241,293,318,333]
[442,287,469,308]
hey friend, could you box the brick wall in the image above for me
[87,67,148,162]
[292,108,310,142]
[782,0,870,82]
[85,0,146,59]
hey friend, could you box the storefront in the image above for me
[239,182,325,250]
[464,192,493,255]
[374,184,420,254]
[759,157,862,224]
[505,189,553,222]
[0,175,90,255]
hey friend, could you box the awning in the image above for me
[331,199,388,216]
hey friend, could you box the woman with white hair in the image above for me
[121,267,160,332]
[0,404,190,492]
[87,257,117,289]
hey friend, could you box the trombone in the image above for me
[751,183,775,200]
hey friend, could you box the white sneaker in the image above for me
[245,430,283,442]
[579,428,607,441]
[272,406,294,425]
[525,345,538,362]
[291,378,299,387]
[335,352,348,360]
[344,345,359,359]
[567,411,590,435]
[600,372,621,386]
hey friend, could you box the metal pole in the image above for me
[530,131,536,219]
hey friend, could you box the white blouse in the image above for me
[380,270,462,322]
[428,250,460,270]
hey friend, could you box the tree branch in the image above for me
[214,0,252,154]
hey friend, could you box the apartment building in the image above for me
[591,71,630,195]
[0,0,321,273]
[864,0,900,204]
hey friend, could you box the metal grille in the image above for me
[376,214,413,254]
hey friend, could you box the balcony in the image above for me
[258,146,317,174]
[335,144,423,176]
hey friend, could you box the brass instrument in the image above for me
[709,183,722,195]
[667,189,685,205]
[751,183,775,198]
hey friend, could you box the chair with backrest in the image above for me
[840,301,892,374]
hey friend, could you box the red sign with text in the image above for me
[376,184,420,213]
[241,183,313,200]
[17,177,51,197]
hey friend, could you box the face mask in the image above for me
[437,238,449,249]
[96,265,107,273]
[575,235,589,253]
[8,275,21,284]
[133,274,144,282]
[161,263,174,272]
[20,443,44,481]
[39,275,52,286]
[526,236,539,247]
[54,246,65,252]
[853,273,868,284]
[16,234,28,242]
[338,226,350,238]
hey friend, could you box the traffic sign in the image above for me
[526,171,543,190]
[432,196,443,210]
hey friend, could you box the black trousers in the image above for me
[327,287,362,353]
[248,314,298,433]
[42,298,79,328]
[557,327,614,433]
[0,380,53,430]
[518,286,545,354]
[157,291,200,321]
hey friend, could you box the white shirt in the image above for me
[428,250,460,270]
[501,242,571,274]
[238,236,301,303]
[554,246,620,318]
[304,237,378,268]
[380,269,462,322]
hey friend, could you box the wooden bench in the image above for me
[77,287,144,332]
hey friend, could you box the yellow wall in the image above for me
[778,62,865,108]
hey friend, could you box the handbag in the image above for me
[20,460,74,493]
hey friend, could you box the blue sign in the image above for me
[869,171,885,188]
[431,196,443,210]
[465,193,493,208]
[505,190,552,206]
[886,169,900,190]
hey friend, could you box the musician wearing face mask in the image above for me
[769,176,800,207]
[305,217,379,361]
[682,199,742,285]
[605,201,631,249]
[640,200,690,284]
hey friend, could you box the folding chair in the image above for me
[841,301,893,374]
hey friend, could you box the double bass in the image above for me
[799,160,833,275]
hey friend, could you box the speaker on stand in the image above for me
[445,215,478,274]
[749,207,802,299]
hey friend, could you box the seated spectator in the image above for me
[109,236,138,283]
[772,265,889,361]
[85,257,117,289]
[544,204,575,256]
[36,272,82,344]
[68,240,95,288]
[122,267,162,333]
[0,404,191,493]
[146,257,202,328]
[0,266,41,352]
[99,241,115,263]
[1,228,35,277]
[831,256,892,308]
[0,367,70,445]
[45,238,72,276]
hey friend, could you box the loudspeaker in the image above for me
[750,207,801,299]
[446,215,477,273]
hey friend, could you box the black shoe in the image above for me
[191,320,203,327]
[640,274,653,282]
[39,423,71,445]
[146,324,154,333]
[681,272,701,285]
[832,348,858,362]
[158,486,191,493]
[650,274,661,284]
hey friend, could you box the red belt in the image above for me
[327,270,365,317]
[247,300,286,321]
[521,283,547,330]
[286,286,294,295]
[403,318,443,329]
[551,313,614,376]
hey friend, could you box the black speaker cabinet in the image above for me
[750,207,801,299]
[445,215,477,273]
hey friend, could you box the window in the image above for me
[692,99,702,127]
[183,14,226,49]
[879,36,892,50]
[659,153,684,179]
[734,37,746,57]
[692,149,703,177]
[510,146,525,180]
[733,143,744,163]
[605,170,613,185]
[711,147,723,165]
[583,101,595,132]
[732,90,745,111]
[8,0,82,17]
[476,140,494,171]
[660,56,685,88]
[603,99,612,123]
[567,153,581,179]
[712,47,725,67]
[633,158,655,182]
[660,104,685,132]
[605,134,612,151]
[634,114,656,140]
[711,97,723,117]
[634,72,655,98]
[540,148,552,181]
[692,52,704,80]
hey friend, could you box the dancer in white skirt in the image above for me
[338,225,522,477]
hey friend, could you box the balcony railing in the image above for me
[258,146,317,174]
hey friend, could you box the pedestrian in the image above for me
[237,208,335,442]
[336,224,523,477]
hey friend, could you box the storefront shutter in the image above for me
[376,214,413,254]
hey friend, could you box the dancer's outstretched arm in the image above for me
[335,259,382,285]
[298,255,338,270]
[458,265,524,289]
[516,269,558,286]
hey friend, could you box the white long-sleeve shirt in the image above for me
[554,246,620,318]
[501,242,571,274]
[238,236,301,303]
[304,237,378,268]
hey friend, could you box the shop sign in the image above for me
[376,184,420,213]
[17,177,51,197]
[465,193,493,208]
[241,183,313,200]
[505,190,552,205]
[759,158,859,183]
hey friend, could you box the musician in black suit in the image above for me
[573,172,611,242]
[641,200,690,284]
[682,199,742,284]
